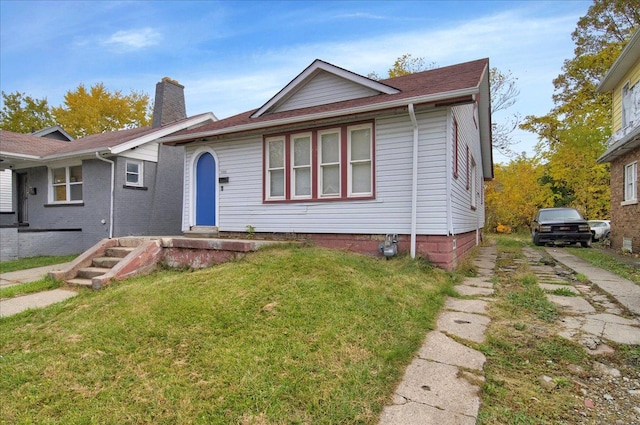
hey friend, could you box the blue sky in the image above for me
[0,0,592,162]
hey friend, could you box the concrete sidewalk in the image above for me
[0,263,76,318]
[545,248,640,316]
[0,263,70,287]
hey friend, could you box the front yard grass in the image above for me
[0,246,453,424]
[0,255,77,273]
[565,247,640,284]
[0,276,62,299]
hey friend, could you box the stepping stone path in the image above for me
[379,245,496,425]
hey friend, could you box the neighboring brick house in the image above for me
[162,59,493,270]
[0,78,216,260]
[597,30,640,254]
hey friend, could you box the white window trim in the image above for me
[623,161,638,204]
[318,128,341,198]
[266,136,286,200]
[49,163,83,204]
[347,123,373,197]
[125,159,143,187]
[290,132,312,200]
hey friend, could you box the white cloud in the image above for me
[103,27,162,52]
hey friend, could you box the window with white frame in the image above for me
[266,137,286,199]
[291,133,311,199]
[319,129,341,197]
[264,122,374,202]
[624,161,637,202]
[51,165,83,203]
[348,124,372,196]
[125,160,143,187]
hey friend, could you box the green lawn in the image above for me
[0,246,454,424]
[0,255,77,273]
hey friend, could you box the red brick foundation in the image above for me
[219,230,481,271]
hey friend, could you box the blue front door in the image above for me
[196,153,216,226]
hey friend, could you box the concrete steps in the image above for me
[60,239,145,289]
[184,226,219,238]
[50,236,279,290]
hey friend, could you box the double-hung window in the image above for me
[264,121,374,202]
[348,124,372,196]
[291,133,312,199]
[266,137,286,200]
[125,160,143,187]
[624,161,637,203]
[319,129,341,197]
[51,165,83,203]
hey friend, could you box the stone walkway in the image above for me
[379,243,640,424]
[379,245,497,425]
[536,247,640,348]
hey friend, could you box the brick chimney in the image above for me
[152,77,187,128]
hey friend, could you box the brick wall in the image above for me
[0,228,18,261]
[0,228,82,261]
[218,230,481,271]
[609,147,640,253]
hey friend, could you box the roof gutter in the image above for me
[161,87,479,145]
[408,103,419,259]
[95,152,115,239]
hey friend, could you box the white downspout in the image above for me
[95,152,114,239]
[408,104,419,259]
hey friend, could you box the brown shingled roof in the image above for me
[168,58,488,141]
[0,130,71,157]
[0,113,213,160]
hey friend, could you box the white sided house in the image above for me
[163,59,493,270]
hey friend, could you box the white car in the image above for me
[588,220,611,241]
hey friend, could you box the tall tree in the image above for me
[0,91,56,133]
[520,0,639,213]
[490,68,521,157]
[485,155,554,231]
[53,83,151,138]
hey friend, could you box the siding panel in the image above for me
[275,72,379,113]
[185,109,453,236]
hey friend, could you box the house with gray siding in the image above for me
[162,59,493,270]
[0,125,74,221]
[0,78,216,260]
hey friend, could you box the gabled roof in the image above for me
[0,130,72,159]
[31,125,74,141]
[251,59,400,118]
[164,58,490,143]
[0,112,216,168]
[161,58,492,178]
